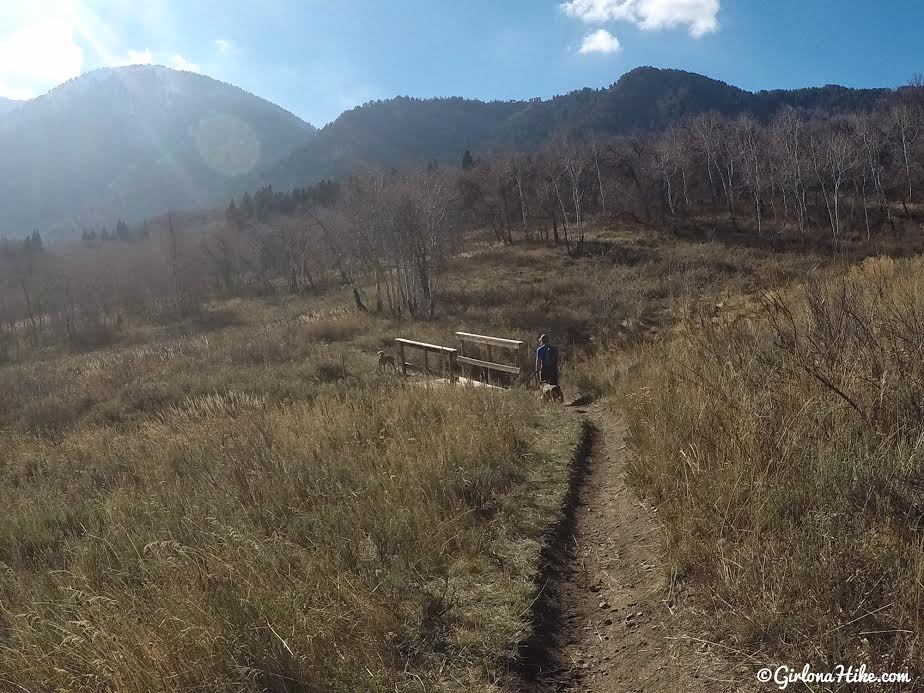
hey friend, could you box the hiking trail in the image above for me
[514,402,750,692]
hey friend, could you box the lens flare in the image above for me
[194,112,261,177]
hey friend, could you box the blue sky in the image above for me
[1,1,921,126]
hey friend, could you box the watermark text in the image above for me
[757,664,911,690]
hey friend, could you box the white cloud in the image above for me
[0,84,36,100]
[106,49,202,73]
[0,2,84,97]
[104,48,153,67]
[214,39,232,54]
[128,49,154,64]
[562,0,636,23]
[169,53,200,72]
[561,0,719,38]
[579,29,621,54]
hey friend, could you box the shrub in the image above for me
[622,256,924,678]
[297,314,367,343]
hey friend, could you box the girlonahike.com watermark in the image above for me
[757,664,912,690]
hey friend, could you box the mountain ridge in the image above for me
[0,96,26,116]
[0,65,895,239]
[259,66,890,191]
[0,65,316,238]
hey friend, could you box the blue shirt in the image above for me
[536,344,558,372]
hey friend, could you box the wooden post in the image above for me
[423,349,429,377]
[449,351,457,383]
[400,342,407,377]
[487,345,493,386]
[460,341,467,382]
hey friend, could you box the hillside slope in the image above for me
[0,66,892,238]
[0,66,316,238]
[263,67,889,190]
[0,97,25,116]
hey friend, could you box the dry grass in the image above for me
[0,216,854,690]
[0,380,581,692]
[619,256,924,683]
[0,271,585,691]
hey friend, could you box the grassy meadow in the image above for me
[618,255,924,682]
[1,216,893,690]
[0,294,585,690]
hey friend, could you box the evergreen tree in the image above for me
[24,230,43,254]
[115,220,130,240]
[239,192,255,219]
[462,149,475,170]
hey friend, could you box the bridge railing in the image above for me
[394,338,458,381]
[455,331,524,385]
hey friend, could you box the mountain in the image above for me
[0,66,893,239]
[256,96,526,192]
[262,67,890,191]
[0,65,315,238]
[0,97,26,116]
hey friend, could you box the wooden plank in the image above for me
[457,355,521,375]
[395,338,458,355]
[455,331,524,349]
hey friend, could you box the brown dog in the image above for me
[377,350,397,374]
[539,383,564,404]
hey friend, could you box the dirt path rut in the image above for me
[515,403,745,692]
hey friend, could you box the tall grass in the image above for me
[0,311,376,434]
[0,385,580,691]
[622,256,924,682]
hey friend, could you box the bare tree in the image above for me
[735,115,767,236]
[555,135,591,254]
[536,146,570,248]
[771,108,809,236]
[887,91,922,213]
[591,136,609,214]
[851,113,894,237]
[809,121,859,244]
[392,169,456,318]
[504,153,533,240]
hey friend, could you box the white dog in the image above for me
[539,383,564,404]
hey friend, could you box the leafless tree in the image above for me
[735,115,767,236]
[887,94,922,213]
[559,138,591,254]
[809,121,859,244]
[504,153,533,240]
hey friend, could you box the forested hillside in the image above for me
[262,67,889,190]
[0,96,24,116]
[0,66,316,239]
[0,65,894,240]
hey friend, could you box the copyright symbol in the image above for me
[757,668,773,683]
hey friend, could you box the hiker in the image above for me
[535,334,560,387]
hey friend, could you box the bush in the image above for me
[297,314,367,343]
[622,256,924,678]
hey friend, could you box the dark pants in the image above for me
[539,368,559,387]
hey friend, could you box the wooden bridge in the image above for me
[395,331,526,387]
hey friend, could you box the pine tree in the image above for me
[239,192,255,219]
[25,230,43,253]
[115,220,130,241]
[462,149,475,170]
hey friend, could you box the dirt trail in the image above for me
[515,403,747,693]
